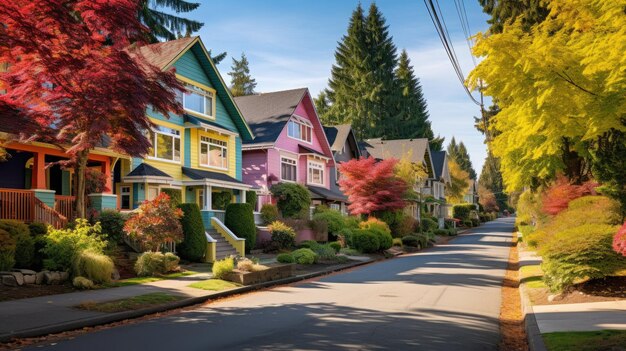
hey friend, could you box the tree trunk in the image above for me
[74,149,89,219]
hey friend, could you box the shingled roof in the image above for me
[364,138,435,178]
[234,88,308,144]
[128,36,196,69]
[431,150,446,179]
[323,124,353,152]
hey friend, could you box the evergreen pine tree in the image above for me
[315,90,332,124]
[447,138,477,180]
[228,53,257,97]
[479,151,508,211]
[139,0,204,42]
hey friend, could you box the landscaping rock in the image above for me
[35,271,45,285]
[59,271,69,282]
[44,271,61,285]
[1,275,18,287]
[12,269,37,275]
[23,274,36,285]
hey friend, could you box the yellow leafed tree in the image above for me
[446,159,470,204]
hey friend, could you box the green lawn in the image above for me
[76,293,184,313]
[520,264,546,289]
[108,271,198,287]
[543,330,626,351]
[188,279,240,291]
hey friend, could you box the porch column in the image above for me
[31,151,46,189]
[205,185,212,211]
[100,159,112,194]
[241,189,246,204]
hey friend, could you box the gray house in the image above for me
[322,124,362,214]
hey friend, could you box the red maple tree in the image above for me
[338,157,408,216]
[541,175,597,216]
[613,223,626,257]
[124,193,183,251]
[0,0,184,217]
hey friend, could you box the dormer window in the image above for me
[181,83,215,118]
[287,118,312,143]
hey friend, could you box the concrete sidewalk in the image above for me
[533,300,626,333]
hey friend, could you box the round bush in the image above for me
[401,235,420,248]
[97,210,127,244]
[0,220,34,268]
[260,204,279,224]
[225,203,256,252]
[28,222,48,237]
[298,240,320,250]
[212,256,234,279]
[463,220,473,228]
[420,217,438,232]
[471,218,480,227]
[42,219,108,272]
[352,229,380,253]
[268,221,296,250]
[177,203,206,262]
[312,210,345,237]
[292,248,317,264]
[392,238,402,247]
[72,249,114,283]
[314,244,337,261]
[329,241,341,253]
[163,252,180,272]
[72,276,95,290]
[277,253,295,263]
[270,183,311,219]
[134,251,178,277]
[434,229,448,236]
[0,228,16,271]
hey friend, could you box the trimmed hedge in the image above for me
[352,229,380,253]
[260,204,279,225]
[97,210,127,244]
[292,248,317,264]
[312,209,345,238]
[0,220,34,269]
[225,203,256,252]
[245,191,257,208]
[177,203,206,262]
[270,183,311,219]
[453,204,475,221]
[401,235,420,247]
[420,217,438,232]
[277,253,295,263]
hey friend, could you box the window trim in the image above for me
[280,156,298,182]
[307,160,325,186]
[286,118,313,144]
[199,135,228,171]
[148,126,181,163]
[119,184,132,210]
[176,75,217,120]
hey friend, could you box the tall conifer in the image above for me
[228,53,256,97]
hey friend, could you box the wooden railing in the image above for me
[34,198,67,229]
[54,195,75,221]
[0,189,34,222]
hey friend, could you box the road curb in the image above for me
[0,258,376,343]
[519,268,547,351]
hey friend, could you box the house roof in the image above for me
[129,37,254,141]
[431,150,446,179]
[127,163,172,178]
[234,88,308,144]
[0,102,39,136]
[182,167,246,185]
[363,138,435,178]
[323,124,352,152]
[308,185,348,202]
[299,145,327,158]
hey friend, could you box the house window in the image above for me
[200,136,227,169]
[181,84,215,118]
[120,185,131,210]
[330,203,340,211]
[280,157,297,182]
[308,161,325,186]
[287,119,312,143]
[149,126,181,162]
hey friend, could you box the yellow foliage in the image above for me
[446,159,470,204]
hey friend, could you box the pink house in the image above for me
[234,88,340,210]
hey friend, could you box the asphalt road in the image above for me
[29,217,514,351]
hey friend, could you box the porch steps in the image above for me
[208,229,239,260]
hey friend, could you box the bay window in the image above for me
[200,136,228,169]
[308,161,325,186]
[149,126,181,162]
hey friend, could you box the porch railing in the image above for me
[54,195,75,221]
[212,210,226,223]
[0,189,34,222]
[34,198,68,229]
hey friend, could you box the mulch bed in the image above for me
[528,277,626,305]
[0,284,76,302]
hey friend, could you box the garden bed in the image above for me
[0,283,75,302]
[527,276,626,305]
[224,264,294,285]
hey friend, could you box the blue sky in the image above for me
[185,0,490,174]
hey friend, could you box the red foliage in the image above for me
[338,157,408,216]
[0,0,183,155]
[613,223,626,257]
[541,176,597,216]
[124,193,183,251]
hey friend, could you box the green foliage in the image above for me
[471,218,480,227]
[479,152,508,211]
[516,190,543,226]
[298,240,320,250]
[329,241,341,253]
[161,188,182,206]
[270,183,311,219]
[463,220,473,228]
[447,138,477,180]
[277,253,295,264]
[28,223,47,270]
[540,224,626,292]
[312,210,345,237]
[0,228,16,271]
[337,228,354,248]
[212,190,233,210]
[313,244,337,261]
[212,257,235,279]
[72,249,114,284]
[360,218,392,250]
[177,203,206,262]
[73,276,95,290]
[340,247,361,256]
[292,248,317,265]
[97,210,127,244]
[268,221,296,251]
[376,211,415,238]
[260,204,279,225]
[392,238,402,246]
[228,53,257,97]
[245,191,257,208]
[344,216,361,229]
[43,219,108,272]
[352,229,380,253]
[224,203,256,251]
[401,235,421,248]
[434,229,449,236]
[28,222,47,237]
[420,217,438,232]
[0,220,34,268]
[452,204,474,221]
[134,252,180,277]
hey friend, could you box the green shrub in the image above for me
[298,240,320,250]
[28,222,48,237]
[309,217,328,241]
[329,241,341,253]
[463,220,473,228]
[352,229,380,253]
[245,191,257,208]
[28,223,48,271]
[163,252,180,272]
[72,249,114,283]
[161,188,182,206]
[292,248,317,264]
[0,228,16,271]
[337,228,354,248]
[97,210,127,244]
[270,183,311,219]
[312,210,345,238]
[392,238,402,246]
[453,204,474,221]
[72,276,95,290]
[447,228,458,236]
[344,216,361,229]
[212,257,235,279]
[401,235,420,247]
[212,190,233,210]
[0,220,34,268]
[360,217,391,234]
[134,251,180,277]
[225,203,256,251]
[471,218,480,227]
[540,224,626,292]
[420,217,438,232]
[340,247,360,256]
[434,228,448,236]
[277,253,295,263]
[313,244,337,261]
[268,221,296,250]
[43,219,108,272]
[260,204,279,224]
[177,203,206,262]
